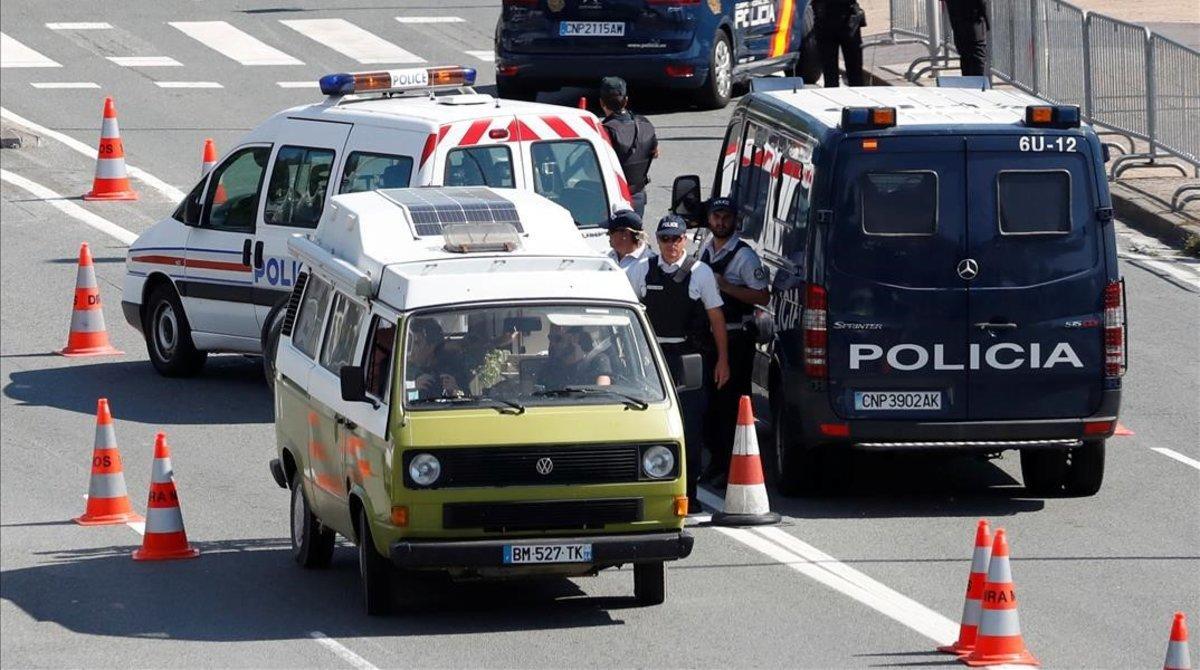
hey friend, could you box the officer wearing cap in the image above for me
[698,196,770,487]
[602,209,650,271]
[626,214,730,513]
[599,76,659,218]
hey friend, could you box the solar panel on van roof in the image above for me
[377,187,524,237]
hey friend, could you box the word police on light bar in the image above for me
[319,66,477,96]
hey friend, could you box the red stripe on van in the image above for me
[540,115,578,138]
[458,119,491,146]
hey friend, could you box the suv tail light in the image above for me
[1104,279,1127,378]
[803,283,828,378]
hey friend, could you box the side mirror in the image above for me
[675,353,703,393]
[671,175,703,222]
[339,365,368,403]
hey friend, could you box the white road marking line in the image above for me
[309,632,379,670]
[46,22,113,30]
[1152,447,1200,471]
[1,106,185,202]
[154,81,223,89]
[280,19,425,64]
[1,33,62,68]
[106,56,182,67]
[1141,259,1200,290]
[395,16,465,24]
[31,82,101,89]
[169,21,303,66]
[277,80,319,88]
[465,50,494,62]
[1,169,139,245]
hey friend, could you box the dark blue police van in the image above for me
[495,0,820,108]
[672,83,1126,496]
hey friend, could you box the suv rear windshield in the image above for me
[861,171,938,236]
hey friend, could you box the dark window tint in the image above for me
[444,146,515,188]
[264,146,336,229]
[364,317,397,400]
[529,140,608,227]
[998,171,1071,234]
[861,172,938,236]
[716,117,744,196]
[291,275,332,360]
[339,151,414,193]
[204,146,271,233]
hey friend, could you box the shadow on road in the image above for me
[1,538,630,641]
[3,358,271,425]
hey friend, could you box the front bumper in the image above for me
[389,530,693,569]
[496,44,709,90]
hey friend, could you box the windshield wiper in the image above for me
[533,386,650,411]
[409,395,525,415]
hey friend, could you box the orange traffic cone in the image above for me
[939,519,992,655]
[200,138,217,176]
[75,398,143,526]
[1165,612,1192,670]
[60,242,123,357]
[84,96,138,201]
[132,433,199,561]
[962,529,1038,667]
[712,396,780,526]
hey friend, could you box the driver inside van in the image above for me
[538,325,613,388]
[407,318,471,399]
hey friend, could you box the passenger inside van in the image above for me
[406,318,470,399]
[538,325,613,388]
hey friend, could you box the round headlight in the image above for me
[408,453,441,486]
[642,445,675,479]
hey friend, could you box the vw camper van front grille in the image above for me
[442,498,642,531]
[405,444,644,489]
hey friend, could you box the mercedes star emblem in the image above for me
[535,457,554,476]
[957,258,980,280]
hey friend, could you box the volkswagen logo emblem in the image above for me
[957,258,980,280]
[535,457,554,476]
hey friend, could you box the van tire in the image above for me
[262,307,285,393]
[1020,448,1070,496]
[634,561,665,606]
[1064,440,1105,497]
[144,284,207,377]
[356,509,392,616]
[290,482,335,568]
[772,404,824,496]
[697,31,733,109]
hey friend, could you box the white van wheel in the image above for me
[291,483,335,568]
[144,284,206,377]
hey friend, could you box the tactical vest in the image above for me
[602,112,655,193]
[702,239,755,325]
[641,256,713,357]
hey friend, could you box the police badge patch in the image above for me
[708,0,721,14]
[549,0,565,12]
[754,266,769,281]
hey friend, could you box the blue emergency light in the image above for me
[840,106,896,131]
[1024,105,1081,128]
[319,66,477,96]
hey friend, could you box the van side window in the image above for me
[339,151,414,193]
[529,140,609,227]
[264,146,336,229]
[320,293,366,375]
[291,275,333,360]
[861,172,938,236]
[763,137,813,261]
[364,317,397,400]
[998,171,1071,234]
[716,118,744,197]
[173,177,206,225]
[204,146,271,233]
[735,124,773,240]
[444,146,515,188]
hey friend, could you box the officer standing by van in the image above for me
[626,215,730,513]
[698,197,770,486]
[599,77,659,217]
[813,0,867,87]
[946,0,990,76]
[603,209,651,271]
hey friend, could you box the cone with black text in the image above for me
[939,519,992,655]
[712,396,781,526]
[84,96,138,201]
[60,242,123,357]
[961,529,1038,667]
[75,398,143,525]
[1165,612,1192,670]
[132,433,199,561]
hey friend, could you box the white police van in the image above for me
[122,65,633,382]
[673,81,1126,497]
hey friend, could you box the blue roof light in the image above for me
[319,73,355,96]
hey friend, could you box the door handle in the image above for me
[242,239,252,267]
[254,241,264,269]
[973,322,1018,330]
[335,414,357,430]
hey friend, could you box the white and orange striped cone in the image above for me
[939,519,992,655]
[60,242,123,357]
[75,398,143,526]
[199,138,217,176]
[712,396,781,526]
[83,96,138,201]
[132,433,199,561]
[961,529,1039,667]
[1165,612,1192,670]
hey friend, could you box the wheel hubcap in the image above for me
[154,303,179,359]
[714,41,732,98]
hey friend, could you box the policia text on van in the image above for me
[673,83,1126,498]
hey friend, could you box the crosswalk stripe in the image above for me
[155,81,223,88]
[280,18,424,64]
[170,21,303,66]
[31,82,101,89]
[277,81,319,88]
[107,56,182,67]
[45,22,113,30]
[395,16,464,24]
[465,50,494,62]
[1,33,62,68]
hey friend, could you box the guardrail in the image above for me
[866,0,1199,210]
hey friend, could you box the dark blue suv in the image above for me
[495,0,820,108]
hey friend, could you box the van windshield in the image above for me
[403,304,666,410]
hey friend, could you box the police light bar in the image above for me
[442,222,522,254]
[841,107,896,131]
[1024,105,1081,128]
[319,66,477,96]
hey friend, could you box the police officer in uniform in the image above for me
[698,197,770,486]
[599,77,659,217]
[946,0,990,76]
[602,209,650,271]
[814,0,867,87]
[627,215,730,512]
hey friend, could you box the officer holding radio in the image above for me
[698,197,770,487]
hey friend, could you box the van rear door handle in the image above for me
[974,322,1018,330]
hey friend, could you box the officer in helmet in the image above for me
[626,214,730,513]
[698,196,771,487]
